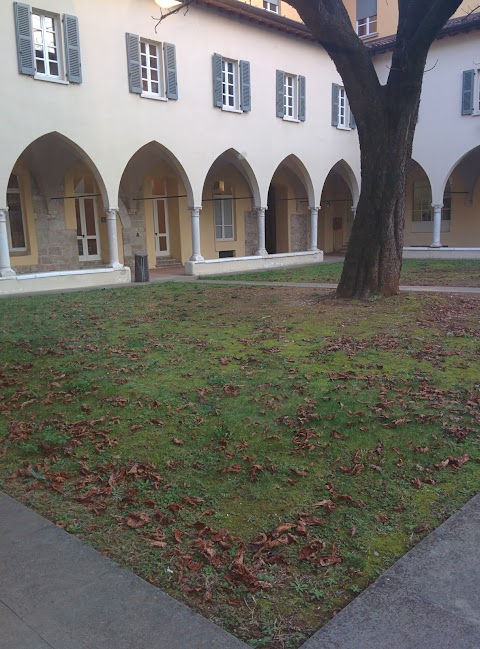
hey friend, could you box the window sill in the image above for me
[283,116,300,123]
[216,239,235,242]
[336,125,351,131]
[141,93,167,102]
[34,74,69,85]
[10,250,29,256]
[221,106,243,114]
[358,32,378,40]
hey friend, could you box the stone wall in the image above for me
[122,202,146,271]
[290,213,308,252]
[244,211,257,256]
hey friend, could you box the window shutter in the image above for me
[298,75,306,122]
[276,70,285,118]
[356,0,377,19]
[164,42,178,100]
[126,33,142,94]
[239,60,251,112]
[14,2,35,76]
[213,53,223,108]
[349,105,356,129]
[63,14,82,83]
[462,69,475,115]
[331,83,339,126]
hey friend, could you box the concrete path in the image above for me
[1,490,479,649]
[301,492,480,649]
[0,491,248,649]
[185,279,480,294]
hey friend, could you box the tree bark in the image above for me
[284,0,465,298]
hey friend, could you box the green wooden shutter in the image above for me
[213,53,223,107]
[126,33,141,94]
[239,60,251,112]
[164,42,178,99]
[14,2,35,76]
[298,75,306,122]
[276,70,284,118]
[64,14,82,83]
[462,70,475,115]
[331,83,339,126]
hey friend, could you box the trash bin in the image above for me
[134,253,149,283]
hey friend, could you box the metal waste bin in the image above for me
[134,254,149,283]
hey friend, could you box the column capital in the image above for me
[431,203,443,210]
[255,206,266,216]
[189,206,202,217]
[106,208,119,220]
[308,206,320,213]
[0,207,9,223]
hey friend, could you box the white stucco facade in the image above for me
[1,0,479,292]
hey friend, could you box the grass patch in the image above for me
[199,259,480,287]
[1,283,479,648]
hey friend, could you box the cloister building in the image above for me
[1,0,479,294]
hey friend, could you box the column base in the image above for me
[308,246,320,253]
[255,248,268,257]
[0,268,16,278]
[429,243,443,248]
[189,254,205,262]
[108,262,124,270]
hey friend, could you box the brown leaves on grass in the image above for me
[126,512,151,528]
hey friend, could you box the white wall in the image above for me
[373,32,480,200]
[1,0,360,208]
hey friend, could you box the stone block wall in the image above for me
[244,211,257,256]
[290,213,308,252]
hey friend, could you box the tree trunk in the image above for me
[282,0,465,300]
[336,123,410,299]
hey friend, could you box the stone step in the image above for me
[155,257,182,268]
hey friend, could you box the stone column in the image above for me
[431,203,443,248]
[189,206,204,262]
[308,206,320,251]
[106,209,123,269]
[255,207,267,257]
[0,208,15,278]
[351,205,357,219]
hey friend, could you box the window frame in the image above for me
[356,14,377,38]
[284,73,297,120]
[221,59,239,111]
[140,39,165,99]
[214,195,235,241]
[6,174,28,253]
[263,0,279,13]
[31,9,64,81]
[337,86,350,129]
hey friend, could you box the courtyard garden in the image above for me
[200,258,480,286]
[0,280,479,648]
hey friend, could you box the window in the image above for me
[32,12,60,78]
[126,34,178,100]
[222,59,237,109]
[214,196,234,241]
[141,41,163,97]
[14,3,82,83]
[357,15,377,37]
[6,174,27,252]
[461,69,480,115]
[263,0,279,13]
[412,180,452,222]
[276,70,306,121]
[213,54,251,112]
[331,84,356,130]
[356,0,377,38]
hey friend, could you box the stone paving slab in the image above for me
[0,492,248,649]
[0,602,52,649]
[299,493,480,649]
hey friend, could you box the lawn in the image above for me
[0,283,479,648]
[199,259,480,286]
